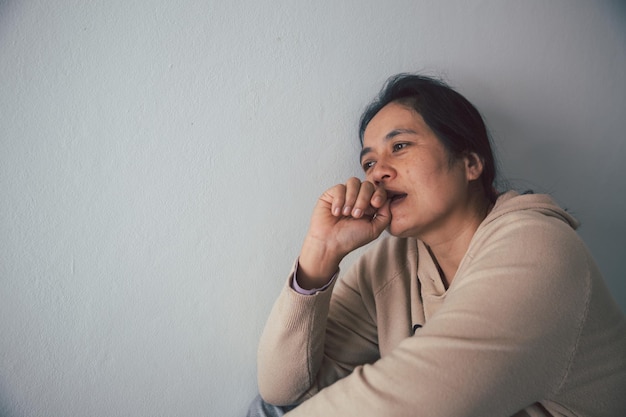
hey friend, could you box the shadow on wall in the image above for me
[0,0,10,17]
[0,396,21,417]
[0,1,31,413]
[609,0,626,22]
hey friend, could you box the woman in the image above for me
[248,74,626,416]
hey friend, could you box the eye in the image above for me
[392,143,408,152]
[362,160,376,172]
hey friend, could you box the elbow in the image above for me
[257,374,303,406]
[257,366,311,406]
[258,387,294,407]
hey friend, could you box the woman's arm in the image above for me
[257,178,391,404]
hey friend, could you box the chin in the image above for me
[387,222,416,239]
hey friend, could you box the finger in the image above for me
[371,199,392,231]
[342,177,361,216]
[329,184,346,217]
[370,184,388,209]
[360,184,388,217]
[351,181,376,218]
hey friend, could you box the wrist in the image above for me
[297,236,343,289]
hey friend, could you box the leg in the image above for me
[246,394,297,417]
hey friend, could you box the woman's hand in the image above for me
[297,178,391,289]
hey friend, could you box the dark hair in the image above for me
[359,73,498,202]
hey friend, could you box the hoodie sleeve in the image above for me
[257,263,381,405]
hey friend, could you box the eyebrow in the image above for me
[359,128,417,162]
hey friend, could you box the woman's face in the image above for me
[360,102,479,241]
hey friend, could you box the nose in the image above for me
[369,161,396,186]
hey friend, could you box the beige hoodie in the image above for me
[257,191,626,417]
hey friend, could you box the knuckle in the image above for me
[345,177,359,187]
[362,181,375,191]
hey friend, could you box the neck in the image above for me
[422,194,493,288]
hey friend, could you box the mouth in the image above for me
[386,190,407,205]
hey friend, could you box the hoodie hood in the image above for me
[485,191,580,230]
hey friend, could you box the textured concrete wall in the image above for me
[1,1,624,416]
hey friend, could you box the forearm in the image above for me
[257,272,336,405]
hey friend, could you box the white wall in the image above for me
[1,1,624,416]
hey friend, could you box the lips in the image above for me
[386,190,407,205]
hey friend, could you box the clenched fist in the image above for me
[297,177,391,289]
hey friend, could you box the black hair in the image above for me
[359,73,498,202]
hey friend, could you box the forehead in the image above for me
[362,102,429,146]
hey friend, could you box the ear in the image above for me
[463,152,484,181]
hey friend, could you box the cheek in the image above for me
[407,165,441,187]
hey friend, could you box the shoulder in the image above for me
[459,192,594,297]
[473,191,585,256]
[486,190,579,229]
